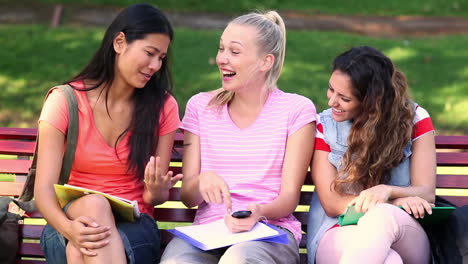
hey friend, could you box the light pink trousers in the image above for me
[316,203,431,264]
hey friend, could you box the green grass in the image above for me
[1,25,467,134]
[8,0,468,18]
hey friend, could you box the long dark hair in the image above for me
[332,46,414,193]
[67,3,174,180]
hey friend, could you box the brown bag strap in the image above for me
[19,84,79,201]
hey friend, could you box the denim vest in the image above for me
[307,108,412,263]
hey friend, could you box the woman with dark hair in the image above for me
[307,46,436,263]
[35,3,181,264]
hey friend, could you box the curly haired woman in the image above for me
[307,46,436,264]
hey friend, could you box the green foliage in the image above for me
[0,25,467,134]
[6,0,468,17]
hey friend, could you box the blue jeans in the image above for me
[40,213,161,264]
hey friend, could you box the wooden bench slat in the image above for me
[169,166,182,175]
[1,130,464,148]
[0,182,25,196]
[17,260,46,264]
[440,195,468,207]
[299,191,313,205]
[20,225,44,239]
[436,152,468,166]
[0,140,35,156]
[436,174,468,188]
[19,242,44,257]
[0,127,37,140]
[0,159,32,174]
[154,208,196,222]
[435,135,468,149]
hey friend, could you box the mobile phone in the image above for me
[231,210,252,219]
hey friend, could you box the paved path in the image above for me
[1,3,468,37]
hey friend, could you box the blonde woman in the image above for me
[161,11,316,264]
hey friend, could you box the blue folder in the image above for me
[168,221,289,251]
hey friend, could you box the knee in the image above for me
[359,203,402,226]
[220,243,256,264]
[72,194,113,218]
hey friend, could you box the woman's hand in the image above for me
[391,196,434,219]
[199,171,232,211]
[68,216,111,256]
[350,184,392,213]
[224,203,263,233]
[144,156,183,198]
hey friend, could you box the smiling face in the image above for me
[327,70,362,122]
[216,23,266,91]
[114,32,170,89]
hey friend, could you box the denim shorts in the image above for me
[40,213,161,264]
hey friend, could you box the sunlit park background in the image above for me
[1,0,468,135]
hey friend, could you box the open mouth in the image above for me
[222,70,236,78]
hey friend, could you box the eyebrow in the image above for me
[219,38,243,46]
[329,83,352,100]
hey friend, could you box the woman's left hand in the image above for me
[391,196,434,219]
[350,184,392,213]
[224,203,263,233]
[144,156,182,196]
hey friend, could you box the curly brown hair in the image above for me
[332,46,414,194]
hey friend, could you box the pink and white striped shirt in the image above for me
[181,88,317,242]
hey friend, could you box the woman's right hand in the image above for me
[390,196,434,219]
[349,184,392,213]
[198,171,232,211]
[69,216,111,256]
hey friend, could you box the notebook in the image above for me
[54,184,140,222]
[338,205,456,226]
[168,219,288,250]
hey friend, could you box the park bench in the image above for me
[1,127,467,263]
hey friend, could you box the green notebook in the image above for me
[338,205,456,226]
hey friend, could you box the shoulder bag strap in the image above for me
[56,84,79,184]
[19,84,79,201]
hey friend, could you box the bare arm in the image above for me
[34,122,74,239]
[389,132,436,202]
[311,150,355,217]
[256,122,316,220]
[179,131,204,208]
